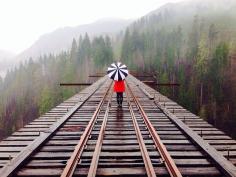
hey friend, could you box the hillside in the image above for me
[149,0,236,17]
[16,18,132,61]
[132,0,236,36]
[121,0,236,138]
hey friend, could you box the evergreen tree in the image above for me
[195,35,209,107]
[187,15,200,60]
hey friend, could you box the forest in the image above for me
[0,34,113,138]
[121,14,236,138]
[1,1,236,140]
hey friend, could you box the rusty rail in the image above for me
[60,81,113,177]
[125,84,156,177]
[87,87,114,177]
[126,81,182,177]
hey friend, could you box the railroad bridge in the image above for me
[0,75,236,177]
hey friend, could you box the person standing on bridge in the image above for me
[107,62,128,108]
[114,80,125,107]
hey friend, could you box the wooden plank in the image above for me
[32,151,203,159]
[39,144,197,152]
[4,137,35,141]
[0,153,18,158]
[154,98,236,177]
[17,167,221,176]
[139,87,154,100]
[25,159,211,168]
[0,141,32,146]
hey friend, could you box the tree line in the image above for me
[0,34,113,139]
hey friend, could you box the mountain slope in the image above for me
[120,0,236,138]
[149,0,236,16]
[132,0,236,33]
[17,18,132,61]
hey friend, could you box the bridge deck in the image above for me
[0,75,235,177]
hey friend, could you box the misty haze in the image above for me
[0,0,236,176]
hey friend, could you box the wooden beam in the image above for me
[142,81,180,86]
[156,83,180,86]
[60,83,92,86]
[129,71,154,77]
[132,75,154,78]
[142,81,156,84]
[89,75,104,77]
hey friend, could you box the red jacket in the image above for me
[114,80,125,92]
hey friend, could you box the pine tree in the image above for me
[187,15,200,60]
[195,36,209,107]
[71,38,78,62]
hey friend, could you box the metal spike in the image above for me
[228,150,230,160]
[78,159,82,164]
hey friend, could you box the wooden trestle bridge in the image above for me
[0,75,236,177]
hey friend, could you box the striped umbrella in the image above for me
[107,62,128,81]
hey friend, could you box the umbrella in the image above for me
[107,62,128,81]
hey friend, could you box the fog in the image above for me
[0,0,184,54]
[0,0,186,77]
[0,0,236,145]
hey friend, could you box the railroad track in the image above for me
[0,75,236,177]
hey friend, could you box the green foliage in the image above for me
[120,12,236,138]
[195,36,209,80]
[0,35,114,139]
[187,16,200,60]
[209,42,229,100]
[39,87,53,114]
[92,36,113,69]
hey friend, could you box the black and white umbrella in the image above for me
[107,62,128,81]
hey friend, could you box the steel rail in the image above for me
[60,81,113,177]
[0,77,107,177]
[125,84,157,177]
[87,85,114,177]
[126,81,182,177]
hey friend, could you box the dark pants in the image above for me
[116,92,123,105]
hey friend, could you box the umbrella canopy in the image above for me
[107,62,128,81]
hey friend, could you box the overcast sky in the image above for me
[0,0,185,54]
